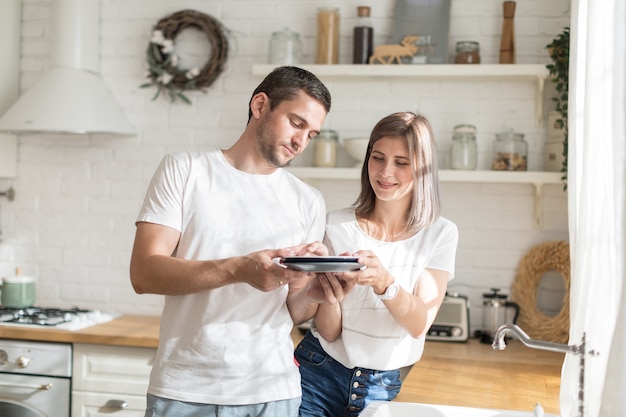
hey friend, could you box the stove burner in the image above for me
[0,306,97,327]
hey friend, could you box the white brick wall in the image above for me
[0,0,570,331]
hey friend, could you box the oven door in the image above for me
[0,373,70,417]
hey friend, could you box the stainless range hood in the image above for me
[0,0,134,135]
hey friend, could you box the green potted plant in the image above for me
[546,27,570,189]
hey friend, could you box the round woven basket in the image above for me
[510,240,570,344]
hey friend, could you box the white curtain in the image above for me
[562,0,626,416]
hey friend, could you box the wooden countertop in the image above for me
[0,315,161,348]
[397,338,563,415]
[1,316,563,414]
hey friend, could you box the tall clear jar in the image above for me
[492,129,527,171]
[313,130,338,167]
[316,7,340,64]
[450,124,478,170]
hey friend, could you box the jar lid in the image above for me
[455,41,479,51]
[453,124,477,134]
[272,27,300,38]
[357,6,371,17]
[316,129,339,141]
[496,129,525,140]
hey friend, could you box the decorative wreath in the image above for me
[140,10,229,104]
[511,240,570,344]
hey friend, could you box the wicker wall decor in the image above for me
[511,240,570,344]
[140,10,229,104]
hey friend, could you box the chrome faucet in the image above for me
[492,324,594,417]
[492,323,581,354]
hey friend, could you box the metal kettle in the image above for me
[480,288,520,344]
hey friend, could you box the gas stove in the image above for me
[0,306,118,331]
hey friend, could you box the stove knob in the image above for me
[0,350,7,365]
[16,355,31,368]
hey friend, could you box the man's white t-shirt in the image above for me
[136,150,326,404]
[313,207,458,370]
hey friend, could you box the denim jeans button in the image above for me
[353,381,359,388]
[355,370,362,376]
[351,393,357,400]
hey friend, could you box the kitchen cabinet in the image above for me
[72,343,156,417]
[252,63,562,227]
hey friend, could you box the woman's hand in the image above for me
[337,250,394,295]
[304,273,356,305]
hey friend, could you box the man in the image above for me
[130,66,339,417]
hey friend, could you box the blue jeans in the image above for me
[295,331,402,417]
[145,394,301,417]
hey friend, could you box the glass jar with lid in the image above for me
[454,41,481,64]
[269,28,302,65]
[491,129,527,171]
[313,130,338,167]
[450,124,478,170]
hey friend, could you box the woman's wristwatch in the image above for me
[378,280,400,300]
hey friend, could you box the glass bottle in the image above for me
[492,129,527,171]
[353,6,373,64]
[268,28,302,65]
[450,124,478,170]
[316,7,340,64]
[454,41,480,64]
[313,130,338,167]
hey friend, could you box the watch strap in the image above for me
[379,281,400,300]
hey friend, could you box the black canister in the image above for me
[353,6,373,64]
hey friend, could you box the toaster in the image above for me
[426,293,470,342]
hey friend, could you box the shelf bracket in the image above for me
[535,76,545,126]
[533,183,543,229]
[0,187,15,201]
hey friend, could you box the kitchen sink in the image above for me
[361,401,557,417]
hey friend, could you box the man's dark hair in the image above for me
[247,66,331,121]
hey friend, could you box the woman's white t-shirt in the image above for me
[312,207,458,370]
[136,150,326,404]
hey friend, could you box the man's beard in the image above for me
[256,116,293,168]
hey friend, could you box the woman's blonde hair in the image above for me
[353,111,441,233]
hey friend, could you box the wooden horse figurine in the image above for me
[369,35,419,64]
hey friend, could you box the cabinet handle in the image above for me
[0,381,52,390]
[105,399,129,409]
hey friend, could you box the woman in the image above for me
[296,112,459,417]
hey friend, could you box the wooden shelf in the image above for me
[287,167,562,184]
[287,167,564,228]
[252,64,548,79]
[252,64,548,126]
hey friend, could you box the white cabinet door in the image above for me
[72,344,156,417]
[73,344,155,395]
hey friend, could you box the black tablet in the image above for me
[280,256,365,272]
